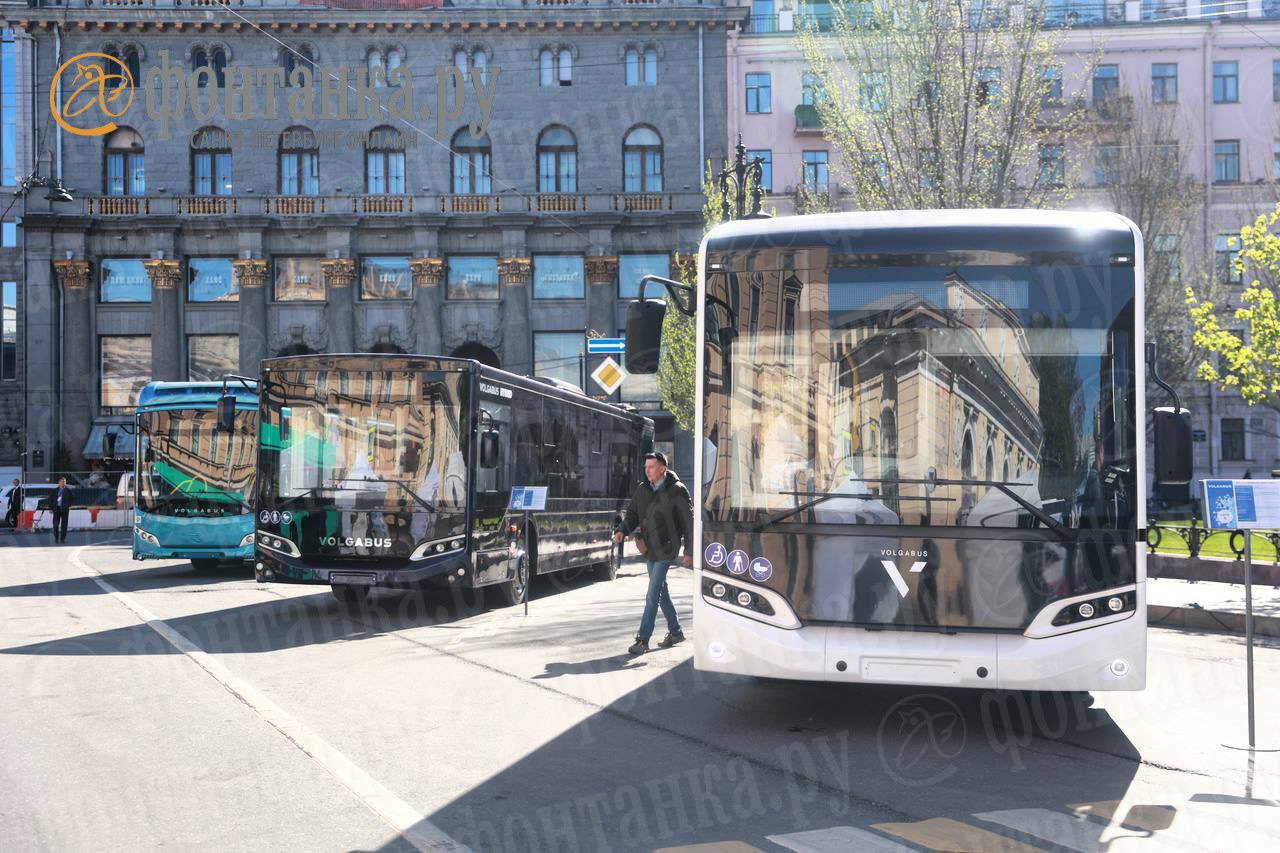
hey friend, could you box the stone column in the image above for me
[410,257,444,356]
[585,255,619,343]
[53,260,93,465]
[498,257,531,374]
[321,258,356,353]
[144,259,182,381]
[233,259,269,373]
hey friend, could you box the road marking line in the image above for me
[70,549,468,853]
[871,817,1050,852]
[768,825,921,852]
[973,808,1108,852]
[654,843,765,852]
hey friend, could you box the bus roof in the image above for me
[702,209,1139,257]
[136,381,258,412]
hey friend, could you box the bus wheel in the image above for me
[332,584,370,608]
[191,558,220,572]
[497,554,531,607]
[594,541,623,582]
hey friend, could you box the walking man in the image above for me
[614,451,692,655]
[50,477,74,545]
[5,478,21,532]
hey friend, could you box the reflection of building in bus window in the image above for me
[809,467,899,622]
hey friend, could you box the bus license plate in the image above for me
[330,573,376,586]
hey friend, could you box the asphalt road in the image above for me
[2,531,1278,852]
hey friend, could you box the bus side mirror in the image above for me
[480,429,500,469]
[217,395,236,433]
[1153,406,1192,486]
[625,299,666,374]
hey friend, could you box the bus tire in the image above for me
[191,558,220,572]
[594,541,623,582]
[496,553,531,607]
[332,584,370,608]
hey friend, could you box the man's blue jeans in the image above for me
[638,559,681,642]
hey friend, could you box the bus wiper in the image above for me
[331,476,438,514]
[275,487,324,510]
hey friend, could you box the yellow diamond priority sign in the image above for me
[590,356,627,395]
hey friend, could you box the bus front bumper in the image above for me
[255,548,470,588]
[133,534,254,562]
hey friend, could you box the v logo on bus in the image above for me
[880,560,927,598]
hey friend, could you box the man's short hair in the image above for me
[645,451,669,467]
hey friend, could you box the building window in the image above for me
[1,222,15,247]
[1042,66,1063,108]
[455,48,489,85]
[451,128,492,195]
[1095,144,1120,185]
[1274,60,1280,102]
[1214,140,1240,183]
[1221,418,1245,461]
[537,126,577,193]
[274,257,326,302]
[1153,234,1180,284]
[365,126,406,194]
[540,48,571,86]
[2,30,16,185]
[278,127,318,195]
[447,256,499,300]
[1213,61,1239,104]
[618,253,670,299]
[100,258,151,303]
[533,331,585,390]
[802,71,827,106]
[1,280,15,381]
[1093,64,1119,102]
[1274,141,1280,181]
[191,127,232,196]
[747,149,772,192]
[623,126,663,192]
[859,71,886,112]
[105,127,145,196]
[644,48,657,86]
[1152,63,1178,103]
[100,336,151,415]
[282,45,314,86]
[746,73,772,114]
[188,335,238,383]
[625,47,657,86]
[803,150,829,192]
[976,67,1001,106]
[187,258,237,302]
[533,255,584,300]
[1039,144,1065,187]
[1216,234,1242,284]
[192,46,227,88]
[104,45,140,90]
[360,256,412,300]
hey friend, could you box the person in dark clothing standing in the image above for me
[613,451,693,655]
[5,478,21,532]
[50,477,74,544]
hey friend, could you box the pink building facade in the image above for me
[728,2,1280,484]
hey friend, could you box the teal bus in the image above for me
[132,380,258,569]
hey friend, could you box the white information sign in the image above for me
[1201,479,1280,529]
[509,486,548,511]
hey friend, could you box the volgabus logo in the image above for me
[322,536,393,548]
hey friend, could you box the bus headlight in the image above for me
[134,527,160,546]
[711,583,726,598]
[240,532,256,547]
[1078,602,1096,619]
[736,591,753,607]
[1107,596,1124,613]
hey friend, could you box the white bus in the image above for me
[626,210,1186,691]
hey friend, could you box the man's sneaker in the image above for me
[628,638,649,655]
[657,631,685,649]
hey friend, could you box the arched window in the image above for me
[474,51,488,86]
[623,126,663,192]
[105,127,145,197]
[557,49,572,85]
[387,48,403,76]
[191,48,208,87]
[625,49,640,86]
[191,127,232,196]
[282,46,313,86]
[278,127,319,196]
[644,48,658,85]
[367,48,386,78]
[366,126,405,194]
[537,126,577,193]
[212,48,227,88]
[540,48,571,86]
[540,49,554,87]
[105,46,141,90]
[454,49,469,74]
[451,128,491,195]
[984,445,995,488]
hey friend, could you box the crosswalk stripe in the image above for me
[872,817,1050,852]
[768,825,923,852]
[974,808,1109,852]
[1069,800,1177,833]
[1074,798,1280,851]
[653,843,765,853]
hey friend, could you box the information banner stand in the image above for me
[510,487,548,618]
[1200,479,1279,752]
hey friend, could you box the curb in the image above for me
[1149,603,1280,638]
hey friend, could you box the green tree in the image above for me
[796,0,1092,210]
[1188,204,1280,408]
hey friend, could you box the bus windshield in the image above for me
[703,253,1136,534]
[259,368,467,518]
[137,408,256,518]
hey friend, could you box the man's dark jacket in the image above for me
[43,486,76,513]
[619,471,693,561]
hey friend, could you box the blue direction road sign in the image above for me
[586,337,626,354]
